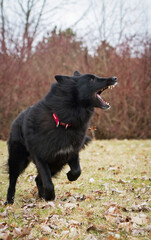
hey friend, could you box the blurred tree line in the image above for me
[0,0,151,139]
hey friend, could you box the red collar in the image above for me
[52,113,72,129]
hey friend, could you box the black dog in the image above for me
[5,71,117,204]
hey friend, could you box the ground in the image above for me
[0,139,151,240]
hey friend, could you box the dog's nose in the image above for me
[112,76,117,81]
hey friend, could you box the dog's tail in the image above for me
[81,136,92,149]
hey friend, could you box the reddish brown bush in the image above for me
[0,30,151,140]
[89,40,151,139]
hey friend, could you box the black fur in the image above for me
[5,71,117,204]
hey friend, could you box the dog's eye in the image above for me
[90,78,96,83]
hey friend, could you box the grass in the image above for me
[0,139,151,239]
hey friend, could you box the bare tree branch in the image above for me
[0,0,7,54]
[70,3,91,28]
[33,0,46,37]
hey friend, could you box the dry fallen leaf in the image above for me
[26,174,36,182]
[104,204,124,224]
[108,165,122,175]
[107,206,121,214]
[84,235,98,240]
[41,201,55,209]
[39,237,50,240]
[23,203,36,211]
[64,203,77,210]
[60,231,69,240]
[107,235,118,240]
[77,206,84,212]
[68,219,80,227]
[89,178,95,183]
[114,234,121,239]
[0,209,8,218]
[12,227,31,238]
[131,213,149,225]
[87,223,107,232]
[117,179,130,184]
[40,224,52,235]
[0,232,12,240]
[105,213,118,223]
[0,222,8,232]
[85,195,95,201]
[118,222,134,233]
[69,227,79,237]
[91,189,104,195]
[131,202,150,212]
[132,228,150,237]
[98,167,105,170]
[85,210,94,217]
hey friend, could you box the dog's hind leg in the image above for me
[5,141,30,204]
[67,153,81,181]
[34,157,55,201]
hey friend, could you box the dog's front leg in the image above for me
[35,174,44,198]
[34,157,55,201]
[67,153,81,181]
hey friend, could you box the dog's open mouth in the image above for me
[96,82,117,109]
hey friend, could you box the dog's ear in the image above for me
[73,70,81,77]
[55,75,71,84]
[55,75,63,83]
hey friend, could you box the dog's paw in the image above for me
[44,189,55,201]
[67,170,81,181]
[38,192,44,199]
[4,199,14,205]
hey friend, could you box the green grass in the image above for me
[0,140,151,239]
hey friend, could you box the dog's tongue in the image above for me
[97,93,106,105]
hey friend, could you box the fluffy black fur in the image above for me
[5,71,117,204]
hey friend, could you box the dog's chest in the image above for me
[54,145,74,157]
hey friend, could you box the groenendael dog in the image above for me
[5,71,117,204]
